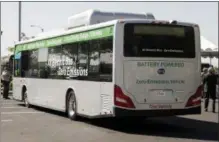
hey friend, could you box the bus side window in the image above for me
[38,48,49,79]
[77,42,89,80]
[88,40,100,81]
[62,43,78,79]
[14,53,21,77]
[14,60,21,77]
[21,51,29,78]
[47,46,63,79]
[99,37,113,82]
[28,50,39,78]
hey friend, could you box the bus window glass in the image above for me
[99,37,113,82]
[28,50,39,78]
[124,23,195,58]
[38,48,49,79]
[47,46,63,79]
[77,42,89,79]
[88,40,100,81]
[62,43,78,79]
[14,52,21,77]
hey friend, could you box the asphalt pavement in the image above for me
[0,97,218,142]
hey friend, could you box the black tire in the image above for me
[23,90,30,108]
[67,91,78,121]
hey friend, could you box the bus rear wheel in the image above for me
[67,91,78,121]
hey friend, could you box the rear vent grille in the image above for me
[100,94,111,113]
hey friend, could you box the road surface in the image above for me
[1,97,218,142]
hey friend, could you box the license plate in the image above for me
[150,90,172,96]
[157,90,166,96]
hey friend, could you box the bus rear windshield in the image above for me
[124,23,195,58]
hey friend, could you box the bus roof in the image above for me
[16,19,197,45]
[14,19,198,53]
[15,20,118,46]
[67,9,155,29]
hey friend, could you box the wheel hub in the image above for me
[68,96,75,116]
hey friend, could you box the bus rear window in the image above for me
[124,23,195,58]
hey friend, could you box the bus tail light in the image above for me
[114,85,135,108]
[185,85,202,107]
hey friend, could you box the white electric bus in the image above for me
[12,10,202,121]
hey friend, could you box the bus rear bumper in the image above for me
[114,106,201,117]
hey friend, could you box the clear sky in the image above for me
[1,2,218,66]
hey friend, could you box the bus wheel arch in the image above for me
[65,88,78,120]
[21,85,27,101]
[22,85,30,108]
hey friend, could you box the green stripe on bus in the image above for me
[15,26,114,53]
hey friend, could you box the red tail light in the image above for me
[114,85,135,108]
[185,85,202,107]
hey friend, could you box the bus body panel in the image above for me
[13,77,23,100]
[123,60,197,105]
[114,21,201,114]
[12,20,117,118]
[13,78,114,117]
